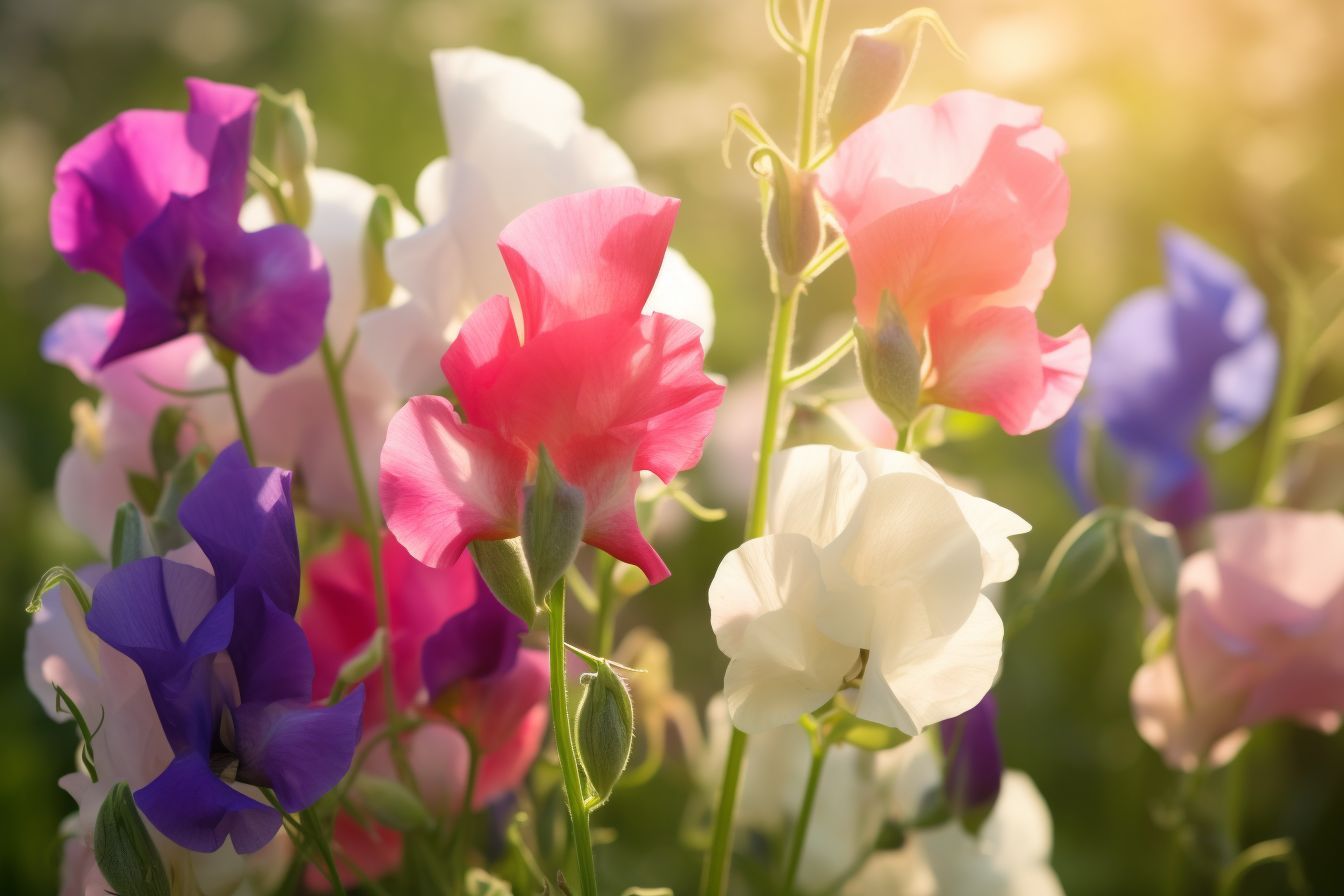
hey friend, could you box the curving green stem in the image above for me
[548,579,599,896]
[221,351,257,464]
[781,731,830,894]
[318,337,415,786]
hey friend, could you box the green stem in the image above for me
[782,734,829,894]
[747,282,804,538]
[702,726,749,896]
[451,733,480,884]
[593,552,619,657]
[547,580,599,896]
[796,0,830,168]
[302,807,350,896]
[783,328,856,388]
[318,337,415,786]
[222,354,257,464]
[1253,279,1309,504]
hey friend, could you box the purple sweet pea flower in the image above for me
[50,78,329,374]
[1054,227,1278,525]
[85,443,362,853]
[421,572,528,700]
[938,693,1002,831]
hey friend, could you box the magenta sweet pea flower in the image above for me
[85,444,363,853]
[50,78,329,374]
[379,186,724,582]
[816,90,1090,435]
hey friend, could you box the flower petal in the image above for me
[135,752,280,853]
[231,687,364,812]
[421,571,528,698]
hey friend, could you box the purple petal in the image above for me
[87,559,233,753]
[231,687,364,812]
[228,594,314,706]
[41,305,116,383]
[98,195,196,368]
[179,443,300,615]
[421,573,527,698]
[135,752,280,854]
[938,693,1002,825]
[1050,407,1092,511]
[1208,330,1279,450]
[48,79,257,286]
[203,224,330,374]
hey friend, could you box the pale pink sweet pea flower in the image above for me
[379,186,724,583]
[1131,509,1344,771]
[365,47,714,396]
[817,90,1090,435]
[25,575,289,896]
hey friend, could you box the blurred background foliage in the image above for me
[2,0,1343,892]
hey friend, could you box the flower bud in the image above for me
[94,782,171,896]
[1036,507,1120,602]
[363,185,400,311]
[764,155,822,277]
[854,298,922,430]
[575,661,635,805]
[469,537,537,625]
[1119,510,1182,616]
[352,774,434,832]
[824,9,962,144]
[110,502,153,568]
[938,694,1002,835]
[255,86,317,227]
[522,446,586,603]
[328,628,387,703]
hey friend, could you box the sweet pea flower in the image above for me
[1054,228,1278,526]
[42,305,226,552]
[26,573,291,895]
[301,532,548,885]
[844,736,1063,896]
[364,48,714,395]
[51,78,330,374]
[1131,509,1344,771]
[816,90,1089,435]
[380,186,724,583]
[84,444,363,852]
[939,693,1003,828]
[708,445,1027,733]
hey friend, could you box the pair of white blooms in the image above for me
[700,696,1062,895]
[710,444,1029,734]
[53,47,714,555]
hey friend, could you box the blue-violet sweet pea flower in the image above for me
[938,693,1003,831]
[1053,227,1279,525]
[85,443,362,853]
[49,78,330,374]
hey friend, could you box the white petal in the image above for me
[644,248,715,351]
[949,490,1031,587]
[431,48,584,154]
[413,156,456,225]
[857,594,1003,733]
[709,533,822,655]
[358,300,452,397]
[819,472,984,649]
[767,444,871,544]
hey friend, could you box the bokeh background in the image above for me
[3,0,1343,892]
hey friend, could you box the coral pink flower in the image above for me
[817,90,1090,435]
[379,186,723,582]
[1131,509,1344,770]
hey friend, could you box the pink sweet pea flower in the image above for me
[379,186,723,582]
[1131,509,1344,771]
[816,90,1090,435]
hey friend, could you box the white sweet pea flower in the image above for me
[696,696,885,894]
[25,577,289,896]
[709,445,1027,733]
[844,738,1063,896]
[369,47,714,395]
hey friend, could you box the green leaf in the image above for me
[149,451,203,552]
[94,783,171,896]
[110,503,154,568]
[149,405,187,479]
[826,711,910,751]
[127,472,162,514]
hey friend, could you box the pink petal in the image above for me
[498,186,679,336]
[1022,325,1091,433]
[379,396,528,569]
[925,305,1043,435]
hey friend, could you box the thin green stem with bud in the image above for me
[547,579,599,896]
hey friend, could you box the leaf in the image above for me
[110,503,154,568]
[149,405,187,479]
[826,711,910,751]
[94,783,171,896]
[149,451,204,552]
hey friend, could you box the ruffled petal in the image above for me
[379,395,528,568]
[135,752,280,853]
[231,688,364,812]
[498,186,679,336]
[421,571,528,698]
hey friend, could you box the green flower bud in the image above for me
[352,774,434,832]
[94,782,171,896]
[363,185,400,311]
[1119,510,1182,616]
[1036,508,1121,602]
[522,446,586,603]
[575,661,635,806]
[110,502,154,568]
[824,8,963,144]
[328,628,387,703]
[469,537,537,625]
[764,157,822,277]
[855,298,923,430]
[255,85,317,227]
